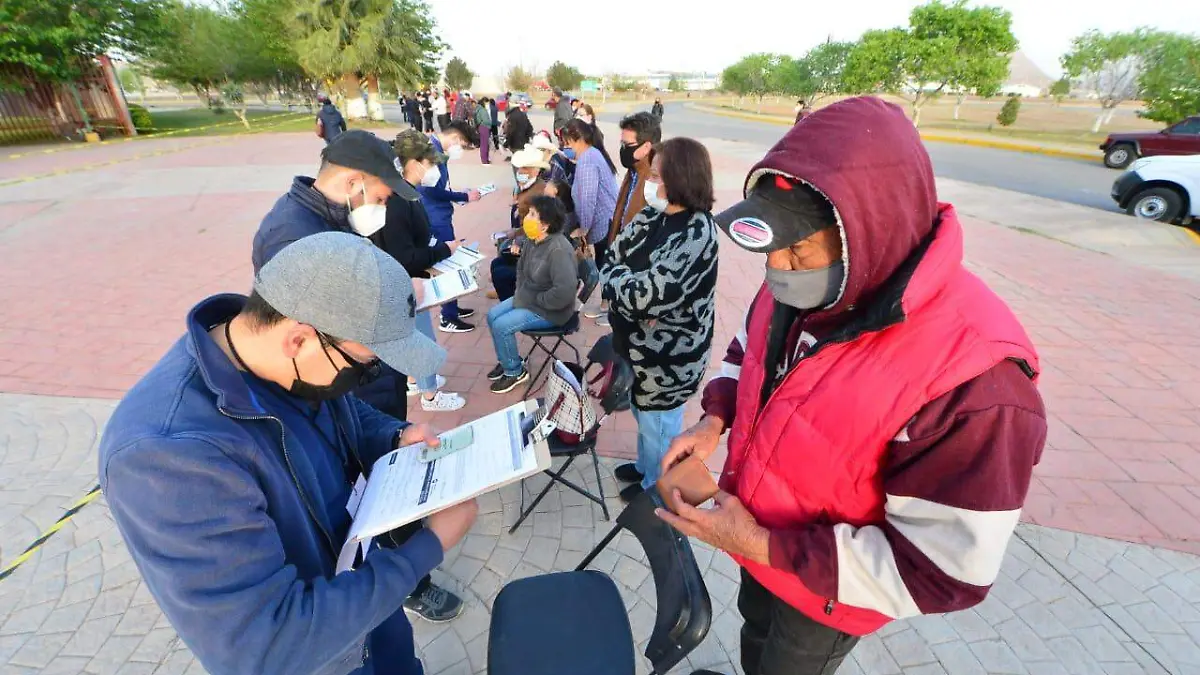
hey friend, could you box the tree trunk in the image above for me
[1092,110,1105,133]
[954,94,964,121]
[911,95,923,127]
[757,96,763,114]
[365,74,385,121]
[342,73,367,120]
[1103,107,1117,125]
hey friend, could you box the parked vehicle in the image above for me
[1110,155,1199,224]
[510,92,533,108]
[1100,116,1200,169]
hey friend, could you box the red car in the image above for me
[1100,116,1200,169]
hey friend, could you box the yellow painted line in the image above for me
[1183,227,1200,246]
[689,103,1101,162]
[4,111,309,160]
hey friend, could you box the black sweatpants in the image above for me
[738,569,860,675]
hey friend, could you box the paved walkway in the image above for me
[2,111,1200,673]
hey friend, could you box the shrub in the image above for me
[126,104,153,132]
[997,95,1021,127]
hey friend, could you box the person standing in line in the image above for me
[431,92,447,131]
[419,120,484,334]
[551,87,574,143]
[399,92,410,126]
[99,231,479,675]
[502,100,534,161]
[373,129,469,415]
[316,94,347,144]
[794,100,812,124]
[488,96,501,153]
[474,97,493,164]
[651,97,665,119]
[658,97,1046,675]
[561,119,618,323]
[587,112,661,326]
[604,137,719,502]
[499,91,511,118]
[576,103,604,149]
[407,93,423,131]
[452,91,471,123]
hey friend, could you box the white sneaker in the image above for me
[595,314,610,327]
[408,375,447,396]
[421,391,466,412]
[583,307,604,319]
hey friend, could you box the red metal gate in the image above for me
[0,57,133,145]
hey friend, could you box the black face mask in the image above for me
[288,336,382,401]
[619,143,640,170]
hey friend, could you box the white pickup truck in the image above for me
[1111,155,1199,225]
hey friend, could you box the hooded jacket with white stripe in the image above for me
[702,96,1047,635]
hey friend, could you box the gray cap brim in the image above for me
[368,325,447,379]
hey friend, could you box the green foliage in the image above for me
[445,56,473,90]
[505,65,535,92]
[767,56,814,99]
[802,39,855,101]
[721,53,777,99]
[126,103,154,131]
[667,75,683,92]
[1061,29,1157,109]
[546,61,584,92]
[0,0,167,84]
[1049,77,1071,103]
[143,3,238,100]
[996,94,1020,126]
[1138,33,1200,125]
[610,76,638,92]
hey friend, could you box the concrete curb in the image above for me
[688,103,1101,162]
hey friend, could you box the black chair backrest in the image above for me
[595,490,712,674]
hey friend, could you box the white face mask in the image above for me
[347,182,387,236]
[516,172,535,188]
[643,180,669,212]
[420,164,442,187]
[444,143,464,161]
[578,114,594,125]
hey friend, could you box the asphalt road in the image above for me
[602,103,1123,214]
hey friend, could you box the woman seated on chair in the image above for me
[486,195,578,395]
[489,147,549,301]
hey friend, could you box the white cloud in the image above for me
[425,0,1200,79]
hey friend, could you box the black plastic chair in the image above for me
[519,257,599,398]
[489,490,713,675]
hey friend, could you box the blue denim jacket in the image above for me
[97,294,443,675]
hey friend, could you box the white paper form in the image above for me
[415,266,479,311]
[430,244,486,276]
[337,401,551,572]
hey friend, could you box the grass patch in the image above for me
[141,108,308,137]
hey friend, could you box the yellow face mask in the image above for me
[522,215,542,240]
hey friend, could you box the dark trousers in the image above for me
[490,123,501,150]
[437,113,451,130]
[423,114,433,132]
[591,237,610,273]
[738,569,859,675]
[491,254,518,301]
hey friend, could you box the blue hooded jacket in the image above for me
[417,135,468,236]
[98,294,443,675]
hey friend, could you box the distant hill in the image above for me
[1007,50,1054,88]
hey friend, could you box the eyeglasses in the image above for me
[321,334,383,384]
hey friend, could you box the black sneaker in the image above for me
[614,463,644,483]
[403,584,464,623]
[619,483,645,504]
[487,363,505,381]
[490,369,529,394]
[438,317,475,333]
[457,307,476,319]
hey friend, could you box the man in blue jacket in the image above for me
[317,95,347,144]
[420,120,482,333]
[99,232,480,675]
[250,130,469,622]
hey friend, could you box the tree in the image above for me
[667,75,684,92]
[768,56,816,103]
[722,53,777,111]
[1049,77,1071,106]
[843,1,1016,126]
[118,66,147,103]
[505,65,535,92]
[143,2,236,106]
[803,39,855,103]
[546,61,584,92]
[445,56,474,91]
[996,94,1020,126]
[0,0,167,86]
[1062,29,1158,132]
[1138,33,1200,125]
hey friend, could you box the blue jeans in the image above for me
[486,298,554,376]
[413,310,440,392]
[430,224,460,321]
[630,402,686,489]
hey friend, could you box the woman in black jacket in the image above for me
[370,129,467,413]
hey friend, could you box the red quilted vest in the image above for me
[719,207,1038,635]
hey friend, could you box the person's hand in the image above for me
[656,490,769,564]
[510,243,521,255]
[426,499,479,552]
[467,189,481,203]
[398,422,439,448]
[446,239,461,253]
[660,415,724,476]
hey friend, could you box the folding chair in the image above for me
[518,256,599,398]
[489,489,713,675]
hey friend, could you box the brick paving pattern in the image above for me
[2,109,1200,673]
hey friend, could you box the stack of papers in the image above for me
[338,400,552,572]
[417,267,478,311]
[477,183,497,197]
[431,244,485,275]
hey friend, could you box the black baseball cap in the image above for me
[715,173,836,253]
[321,129,419,201]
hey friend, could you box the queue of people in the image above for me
[99,94,1046,675]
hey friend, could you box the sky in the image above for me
[425,0,1200,81]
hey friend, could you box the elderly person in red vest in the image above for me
[658,97,1047,675]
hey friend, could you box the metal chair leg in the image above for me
[589,446,610,521]
[509,455,578,534]
[522,335,565,398]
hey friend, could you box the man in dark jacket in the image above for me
[99,231,479,675]
[406,94,423,131]
[651,98,665,119]
[502,100,534,157]
[317,95,347,144]
[551,88,573,142]
[419,121,483,333]
[658,97,1047,675]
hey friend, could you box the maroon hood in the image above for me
[745,96,938,315]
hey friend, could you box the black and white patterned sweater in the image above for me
[601,207,719,411]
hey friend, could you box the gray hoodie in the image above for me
[513,233,577,325]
